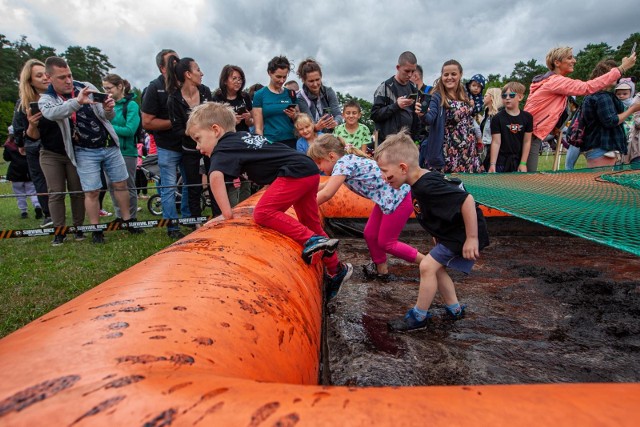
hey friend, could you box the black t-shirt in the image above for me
[208,131,319,185]
[411,171,489,253]
[490,109,533,165]
[212,91,253,132]
[37,116,67,155]
[141,75,181,151]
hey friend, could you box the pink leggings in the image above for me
[363,192,418,265]
[253,175,339,275]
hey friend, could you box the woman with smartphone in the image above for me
[166,55,217,220]
[296,58,343,134]
[11,59,53,228]
[212,65,253,132]
[524,46,636,171]
[211,65,253,205]
[252,56,298,149]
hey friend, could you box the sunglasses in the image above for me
[501,92,517,99]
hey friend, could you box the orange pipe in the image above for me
[0,189,636,426]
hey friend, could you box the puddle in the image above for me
[325,219,640,386]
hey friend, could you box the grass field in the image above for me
[0,150,585,338]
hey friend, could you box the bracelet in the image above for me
[490,162,496,165]
[519,161,527,166]
[618,66,626,75]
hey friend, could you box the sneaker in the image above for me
[41,217,53,228]
[99,209,112,217]
[444,304,467,320]
[327,262,353,300]
[20,212,28,219]
[35,207,43,219]
[51,234,66,246]
[603,151,618,159]
[302,235,339,265]
[388,309,432,332]
[92,231,105,244]
[167,229,185,240]
[362,261,397,282]
[136,206,143,212]
[74,230,85,241]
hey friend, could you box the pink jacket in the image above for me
[524,67,622,140]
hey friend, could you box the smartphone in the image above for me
[285,104,296,111]
[407,93,419,100]
[29,102,40,115]
[323,107,332,116]
[92,92,108,103]
[236,106,247,115]
[632,42,637,55]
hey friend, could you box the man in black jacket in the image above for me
[370,51,421,145]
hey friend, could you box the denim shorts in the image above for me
[583,147,609,160]
[75,146,129,191]
[429,243,475,274]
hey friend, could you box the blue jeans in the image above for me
[74,146,128,191]
[564,144,581,170]
[157,147,190,231]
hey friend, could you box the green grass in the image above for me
[0,150,585,338]
[0,159,183,338]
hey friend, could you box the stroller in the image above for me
[140,155,212,216]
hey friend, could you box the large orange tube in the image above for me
[0,190,637,426]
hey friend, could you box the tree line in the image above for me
[1,33,638,141]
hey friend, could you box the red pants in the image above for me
[254,175,339,275]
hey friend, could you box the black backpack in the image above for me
[565,105,586,148]
[122,95,146,147]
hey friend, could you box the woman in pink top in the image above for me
[524,47,636,171]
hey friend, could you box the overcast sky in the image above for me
[1,0,637,100]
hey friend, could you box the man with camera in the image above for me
[40,56,141,244]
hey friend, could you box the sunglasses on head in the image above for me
[501,92,517,99]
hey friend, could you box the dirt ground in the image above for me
[324,218,640,386]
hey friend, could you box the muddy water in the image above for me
[324,218,640,386]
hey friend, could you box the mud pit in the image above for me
[324,218,640,386]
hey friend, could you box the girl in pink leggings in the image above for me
[308,134,424,280]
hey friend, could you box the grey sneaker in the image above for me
[41,217,53,227]
[388,309,432,332]
[92,231,105,244]
[74,230,85,241]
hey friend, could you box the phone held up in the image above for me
[91,92,109,103]
[29,102,40,115]
[631,41,637,55]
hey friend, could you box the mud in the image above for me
[325,218,640,386]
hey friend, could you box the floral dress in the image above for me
[443,100,483,173]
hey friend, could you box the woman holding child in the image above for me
[524,47,637,171]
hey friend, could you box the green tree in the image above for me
[62,45,114,87]
[0,34,19,102]
[508,59,547,87]
[0,100,16,142]
[571,42,615,81]
[614,33,640,84]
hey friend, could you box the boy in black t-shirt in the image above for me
[488,82,533,173]
[375,131,489,332]
[186,102,352,298]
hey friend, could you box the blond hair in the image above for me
[18,59,46,113]
[186,102,236,134]
[306,134,368,161]
[374,130,419,167]
[546,47,573,71]
[484,88,503,116]
[502,81,526,95]
[293,113,314,137]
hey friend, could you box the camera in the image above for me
[92,92,109,103]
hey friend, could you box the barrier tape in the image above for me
[0,216,212,240]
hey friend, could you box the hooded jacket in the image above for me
[465,74,487,116]
[39,81,117,166]
[524,67,622,141]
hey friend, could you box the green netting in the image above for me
[456,165,640,256]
